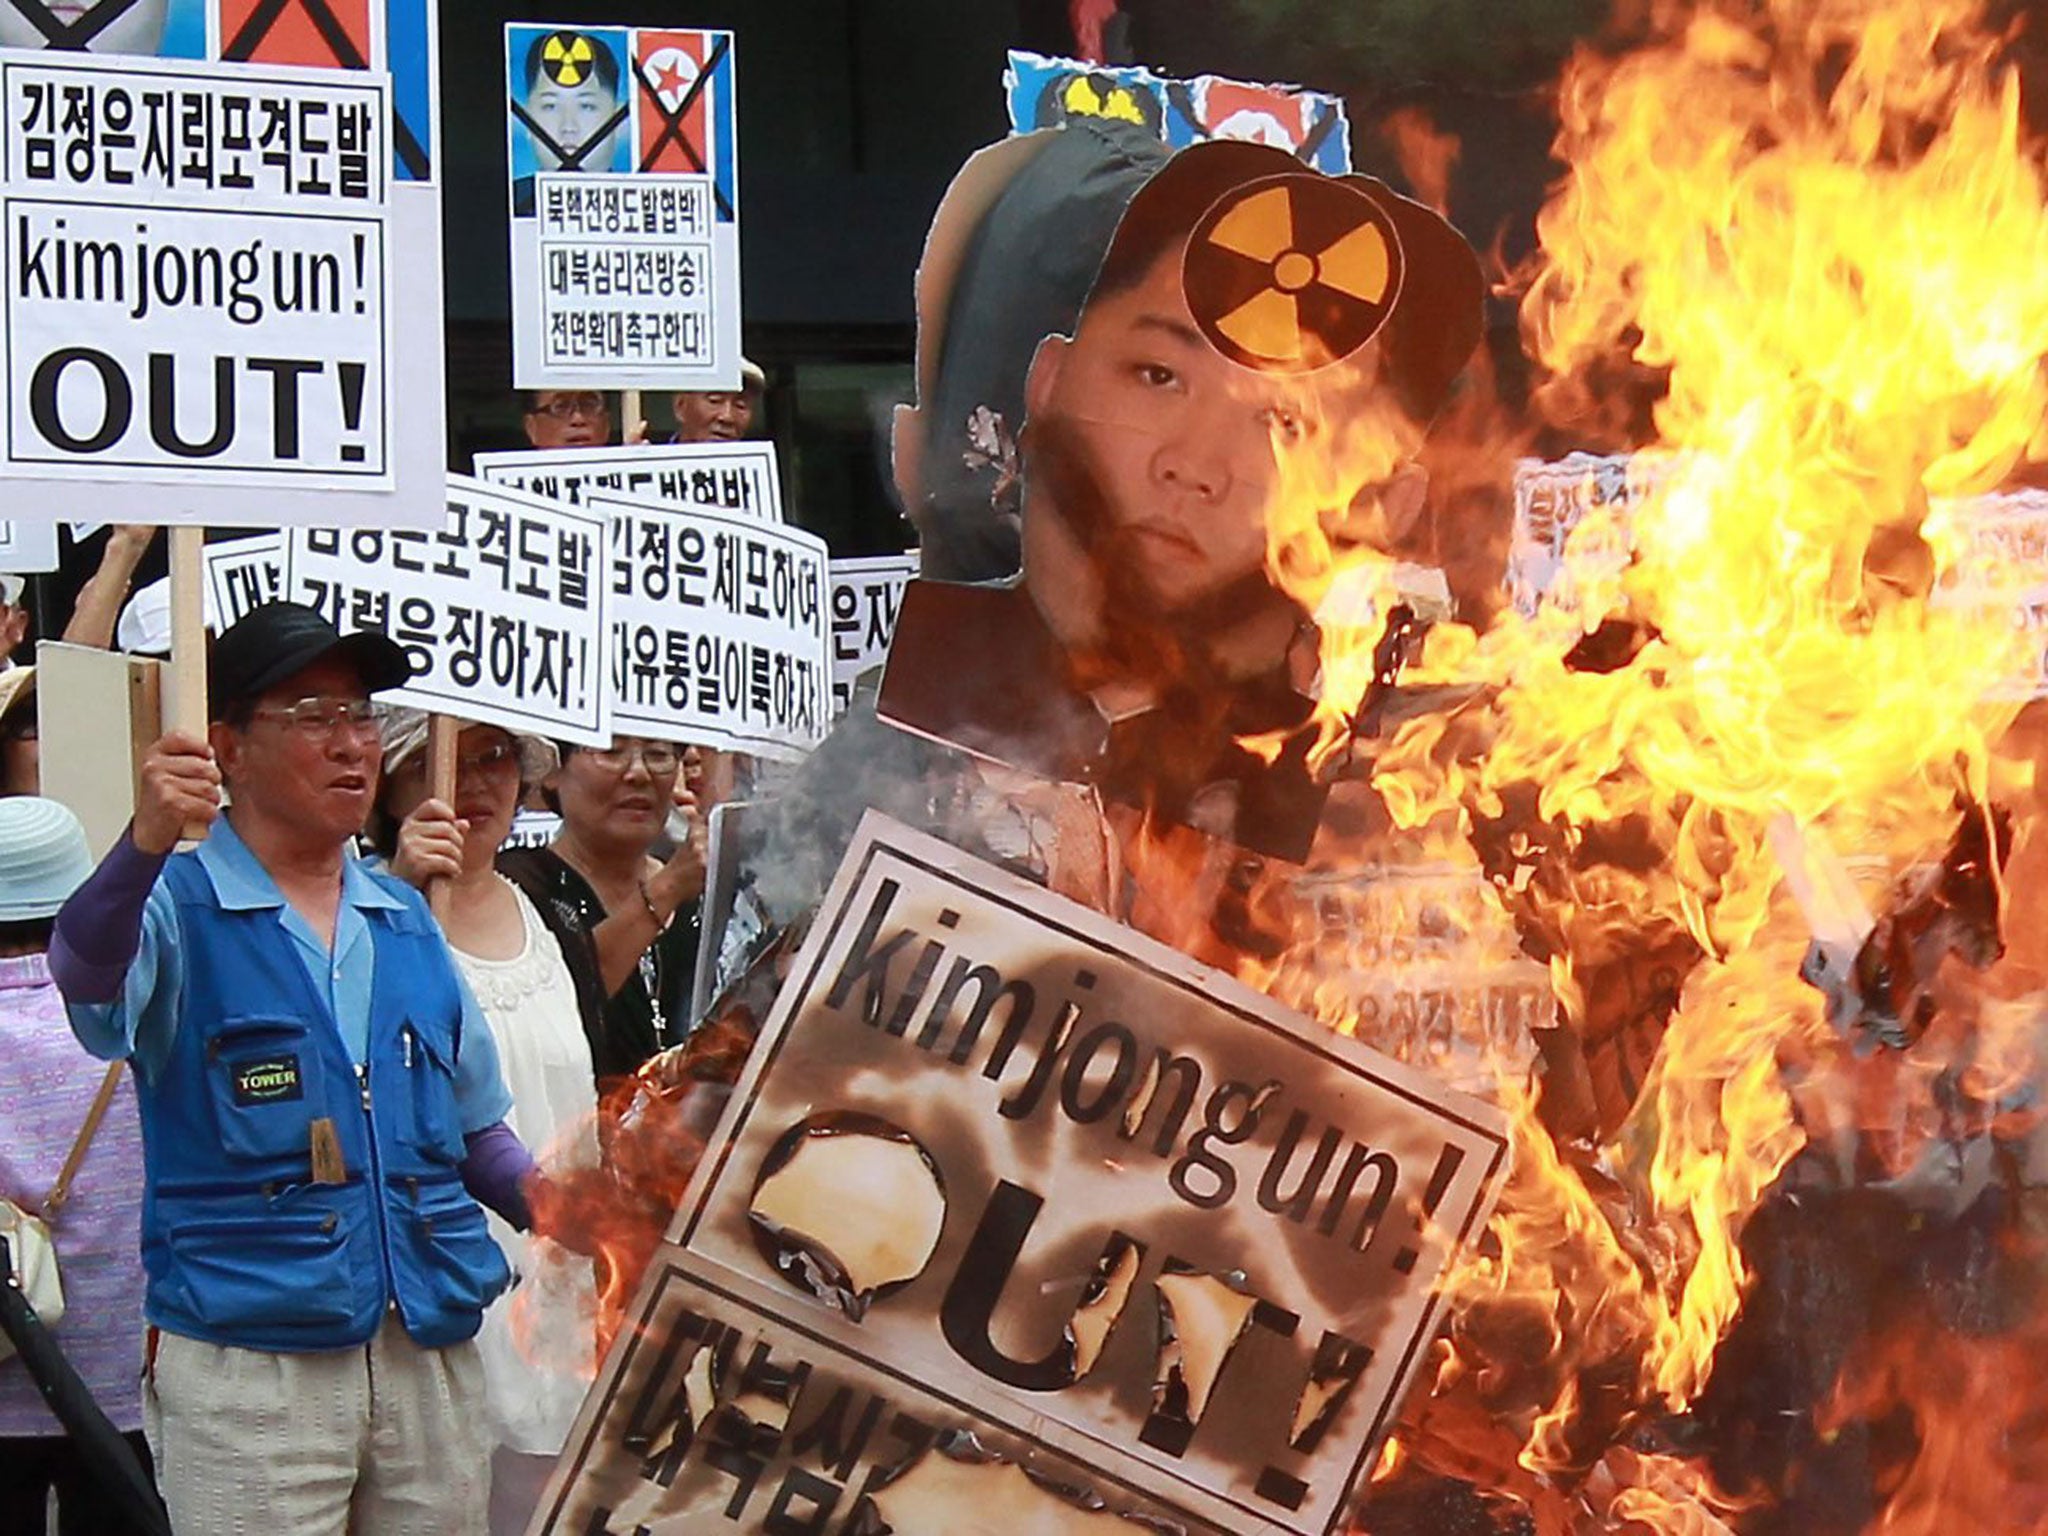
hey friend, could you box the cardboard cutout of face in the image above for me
[879,138,1484,863]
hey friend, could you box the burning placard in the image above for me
[504,23,741,391]
[534,813,1510,1535]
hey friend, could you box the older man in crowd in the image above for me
[50,602,539,1535]
[667,357,764,444]
[522,388,612,449]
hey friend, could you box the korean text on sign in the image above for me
[592,493,828,762]
[536,816,1511,1536]
[284,474,612,745]
[828,552,917,714]
[201,531,284,631]
[476,440,781,521]
[1,53,393,490]
[537,174,713,370]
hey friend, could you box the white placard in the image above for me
[476,440,781,521]
[504,25,740,391]
[589,491,827,761]
[0,44,445,529]
[0,520,58,573]
[283,474,612,744]
[536,814,1511,1535]
[200,530,282,630]
[828,551,917,715]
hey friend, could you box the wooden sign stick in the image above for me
[427,712,458,920]
[166,527,209,844]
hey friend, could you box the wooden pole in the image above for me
[427,712,458,920]
[167,527,209,844]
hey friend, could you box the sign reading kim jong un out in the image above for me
[534,815,1511,1536]
[0,27,446,530]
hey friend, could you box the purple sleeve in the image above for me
[50,826,168,1005]
[460,1120,537,1232]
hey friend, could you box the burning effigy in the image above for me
[522,0,2048,1531]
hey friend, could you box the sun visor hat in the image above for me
[209,602,412,721]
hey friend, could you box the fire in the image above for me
[1230,0,2048,1525]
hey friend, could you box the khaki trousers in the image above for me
[146,1313,490,1536]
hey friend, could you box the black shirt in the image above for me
[497,845,702,1086]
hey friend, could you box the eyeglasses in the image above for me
[529,392,606,420]
[582,741,681,776]
[251,697,382,742]
[393,740,520,779]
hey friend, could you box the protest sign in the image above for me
[536,814,1510,1535]
[0,37,445,529]
[283,474,612,744]
[476,440,780,521]
[0,521,58,573]
[1507,452,1668,619]
[1512,454,2048,700]
[591,491,827,761]
[827,552,916,715]
[504,23,741,391]
[1004,49,1351,173]
[200,529,282,629]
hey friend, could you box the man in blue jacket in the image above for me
[52,603,539,1536]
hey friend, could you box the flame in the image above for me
[1228,0,2048,1523]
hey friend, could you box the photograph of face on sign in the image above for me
[0,0,203,56]
[505,24,630,217]
[878,131,1483,865]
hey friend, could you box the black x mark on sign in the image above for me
[509,94,629,175]
[220,0,431,182]
[7,0,144,49]
[634,32,732,222]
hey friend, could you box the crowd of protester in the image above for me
[0,378,761,1534]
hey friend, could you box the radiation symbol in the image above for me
[540,32,599,88]
[1182,174,1405,373]
[1060,74,1149,128]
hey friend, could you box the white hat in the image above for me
[117,576,173,657]
[0,797,92,921]
[376,706,558,784]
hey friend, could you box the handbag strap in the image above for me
[41,1061,126,1220]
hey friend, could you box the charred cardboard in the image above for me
[877,137,1485,865]
[531,813,1509,1536]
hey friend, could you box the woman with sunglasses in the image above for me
[496,735,707,1086]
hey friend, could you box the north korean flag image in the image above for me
[635,29,715,175]
[220,0,372,69]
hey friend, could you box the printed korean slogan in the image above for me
[535,815,1510,1535]
[0,38,443,529]
[283,474,612,744]
[1004,49,1351,172]
[827,552,916,716]
[592,491,826,762]
[475,439,779,521]
[504,23,740,391]
[201,529,282,629]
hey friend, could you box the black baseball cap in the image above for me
[209,602,412,721]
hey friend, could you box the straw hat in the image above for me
[0,797,93,920]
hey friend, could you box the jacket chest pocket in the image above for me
[204,1018,323,1163]
[396,1019,467,1164]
